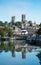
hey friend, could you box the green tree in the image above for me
[39,23,41,27]
[37,28,41,35]
[0,30,6,37]
[0,21,4,26]
[4,26,14,37]
[4,21,8,26]
[36,23,41,35]
[15,22,22,28]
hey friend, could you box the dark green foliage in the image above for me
[15,22,22,28]
[4,26,14,37]
[39,23,41,27]
[0,21,4,26]
[37,28,41,35]
[36,23,41,35]
[0,30,6,37]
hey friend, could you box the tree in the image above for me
[39,23,41,27]
[0,30,6,37]
[4,21,8,26]
[4,26,14,37]
[8,28,13,37]
[36,23,41,35]
[15,22,22,28]
[37,28,41,35]
[0,21,4,26]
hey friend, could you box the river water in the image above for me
[0,40,41,65]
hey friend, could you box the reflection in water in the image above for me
[37,52,41,65]
[0,41,41,65]
[12,47,16,57]
[22,48,26,59]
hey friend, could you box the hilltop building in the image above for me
[21,14,27,28]
[9,16,16,26]
[22,14,26,23]
[11,16,15,24]
[8,15,39,35]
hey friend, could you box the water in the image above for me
[0,41,41,65]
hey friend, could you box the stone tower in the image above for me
[12,16,15,24]
[22,14,26,23]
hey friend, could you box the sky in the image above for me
[0,0,41,24]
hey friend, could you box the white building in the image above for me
[21,29,28,35]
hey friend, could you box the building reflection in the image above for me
[12,47,16,57]
[22,48,26,59]
[0,40,41,64]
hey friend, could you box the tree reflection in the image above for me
[0,41,14,52]
[0,40,41,64]
[37,52,41,65]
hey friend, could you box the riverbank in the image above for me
[0,35,41,46]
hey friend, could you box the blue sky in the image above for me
[0,0,41,24]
